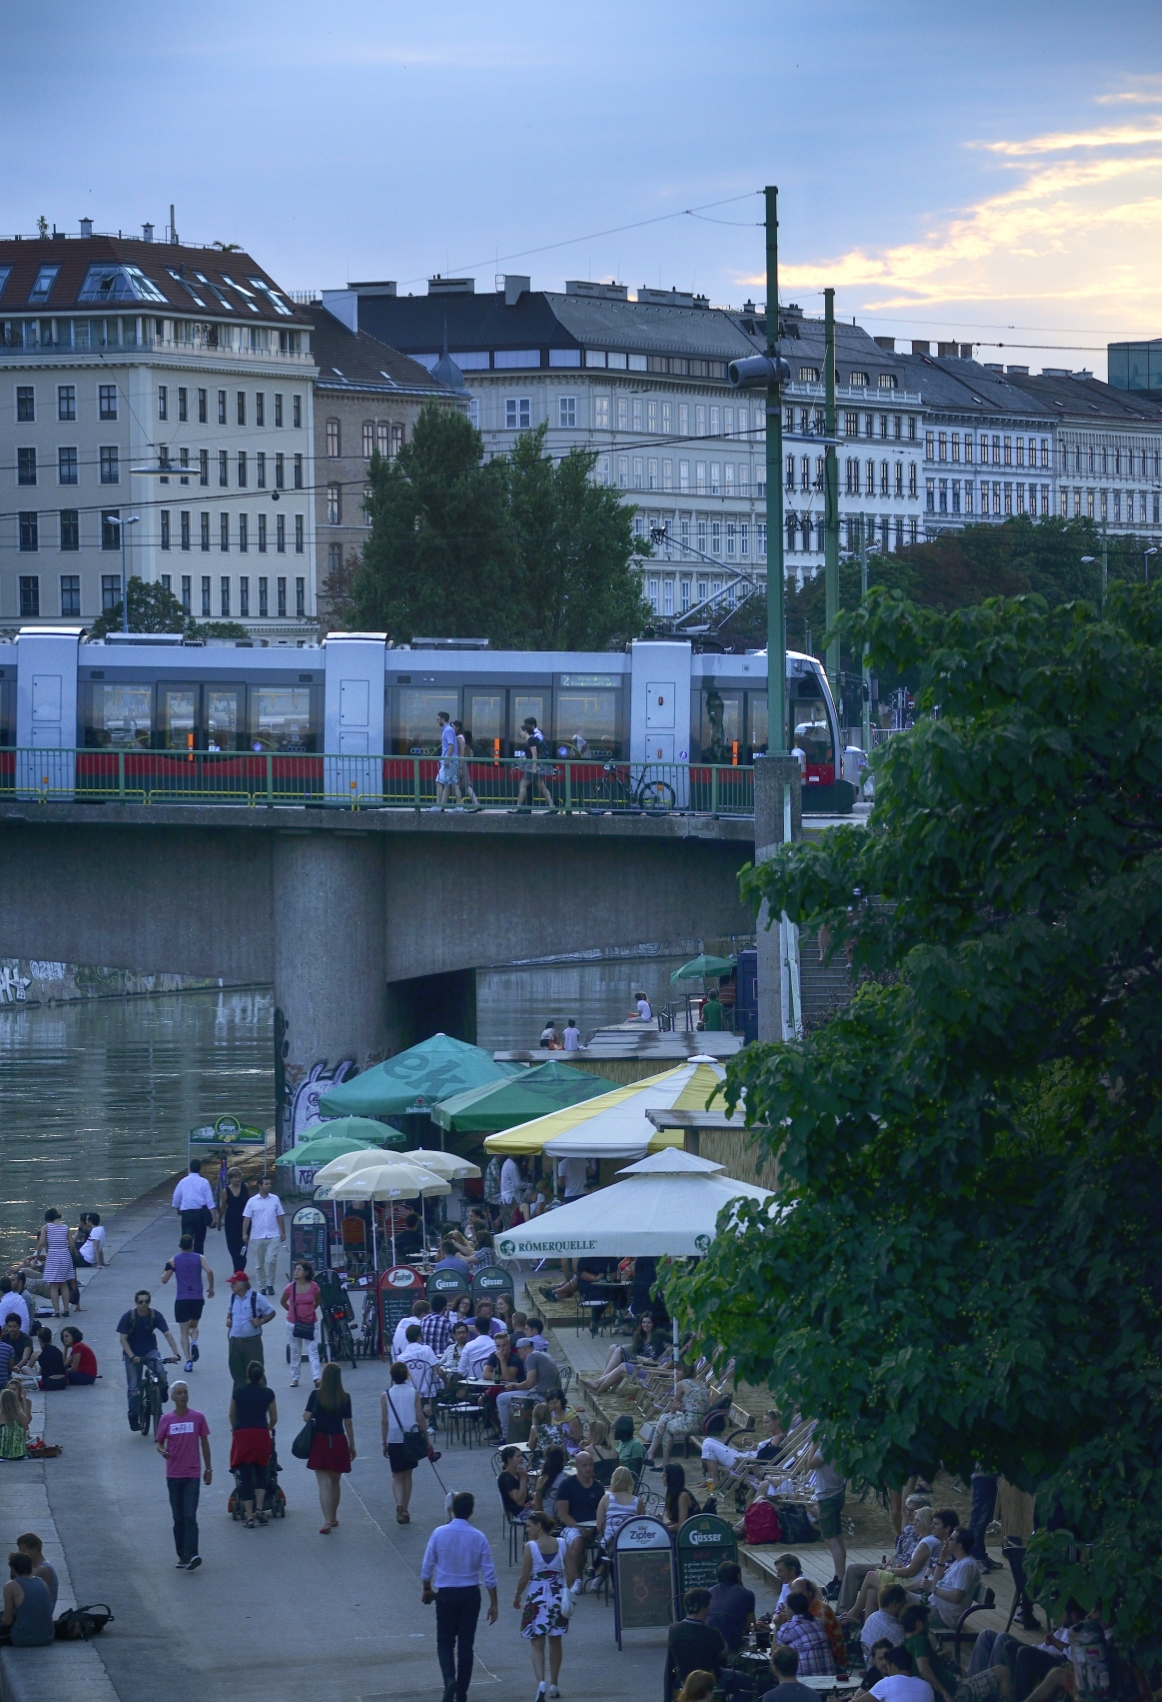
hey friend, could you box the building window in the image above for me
[219,451,229,488]
[881,460,890,497]
[965,482,974,516]
[200,512,211,551]
[201,575,211,616]
[59,509,79,551]
[647,457,658,490]
[952,480,961,515]
[711,519,721,555]
[726,521,736,556]
[276,515,286,553]
[16,385,34,422]
[58,385,75,421]
[161,510,171,550]
[255,392,265,427]
[375,422,389,458]
[938,432,947,462]
[593,395,610,430]
[926,478,935,513]
[239,514,249,552]
[256,452,266,489]
[505,397,531,430]
[662,401,672,433]
[237,451,247,488]
[17,447,36,486]
[19,575,39,616]
[909,463,917,498]
[275,453,285,490]
[632,399,643,432]
[277,576,287,616]
[662,458,673,492]
[362,422,374,459]
[709,405,721,436]
[866,460,875,497]
[258,513,267,553]
[57,446,78,485]
[239,576,249,617]
[679,403,689,434]
[293,454,303,489]
[18,512,38,552]
[176,386,188,423]
[59,574,80,617]
[198,449,209,487]
[327,483,341,524]
[158,384,168,421]
[326,419,340,457]
[217,389,227,425]
[197,387,207,424]
[99,384,118,420]
[220,513,229,552]
[181,575,191,613]
[235,391,245,427]
[180,511,190,550]
[274,393,284,428]
[219,576,230,617]
[294,515,304,554]
[258,576,269,617]
[679,460,690,494]
[648,400,658,433]
[296,577,305,616]
[895,461,904,497]
[558,396,577,429]
[711,462,722,495]
[293,395,302,428]
[596,454,610,485]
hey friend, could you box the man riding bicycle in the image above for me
[117,1290,180,1430]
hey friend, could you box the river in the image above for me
[0,951,693,1265]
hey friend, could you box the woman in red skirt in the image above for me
[229,1362,277,1526]
[304,1362,355,1534]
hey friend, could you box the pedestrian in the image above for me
[430,710,458,812]
[220,1167,250,1272]
[171,1160,216,1255]
[562,1019,581,1052]
[453,720,481,810]
[700,989,725,1031]
[514,1508,575,1700]
[225,1271,275,1388]
[242,1175,285,1295]
[398,1324,442,1412]
[117,1289,181,1429]
[0,1553,53,1646]
[382,1360,430,1524]
[156,1380,211,1572]
[60,1326,97,1385]
[512,718,555,812]
[229,1361,276,1527]
[35,1210,76,1318]
[304,1361,355,1534]
[13,1536,57,1611]
[420,1490,499,1702]
[161,1233,215,1373]
[280,1260,322,1389]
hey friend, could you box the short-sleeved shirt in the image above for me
[762,1684,821,1702]
[905,1630,958,1695]
[5,1330,32,1364]
[708,1579,756,1650]
[932,1557,980,1626]
[497,1469,526,1515]
[228,1291,275,1338]
[617,1437,647,1466]
[157,1408,209,1478]
[0,1340,16,1380]
[522,1350,559,1396]
[68,1342,98,1378]
[306,1389,352,1436]
[282,1281,320,1324]
[242,1193,284,1239]
[870,1677,935,1702]
[399,1342,440,1395]
[117,1308,168,1357]
[79,1225,106,1265]
[232,1383,275,1429]
[556,1474,604,1525]
[668,1618,726,1682]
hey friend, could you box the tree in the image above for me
[348,406,650,648]
[87,578,246,642]
[665,583,1162,1658]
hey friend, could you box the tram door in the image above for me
[206,686,243,753]
[511,694,547,755]
[159,685,198,756]
[467,693,503,762]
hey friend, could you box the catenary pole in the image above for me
[766,186,787,755]
[860,513,871,753]
[824,287,840,703]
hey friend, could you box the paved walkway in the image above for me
[2,1192,682,1702]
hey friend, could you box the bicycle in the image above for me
[322,1303,357,1371]
[136,1357,177,1439]
[580,761,675,815]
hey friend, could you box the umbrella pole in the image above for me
[674,1315,679,1399]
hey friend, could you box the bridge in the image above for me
[0,790,783,1141]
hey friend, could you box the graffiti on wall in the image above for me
[0,966,31,1004]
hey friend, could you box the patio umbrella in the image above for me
[482,1059,728,1160]
[312,1147,406,1187]
[318,1033,519,1120]
[492,1147,776,1260]
[670,954,736,983]
[432,1061,621,1135]
[325,1159,451,1266]
[273,1119,403,1168]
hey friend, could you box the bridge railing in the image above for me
[0,749,757,817]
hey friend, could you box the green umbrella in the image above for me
[273,1117,404,1168]
[432,1060,622,1135]
[670,954,736,984]
[318,1033,519,1119]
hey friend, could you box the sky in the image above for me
[3,1,1161,378]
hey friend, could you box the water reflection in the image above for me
[475,954,690,1051]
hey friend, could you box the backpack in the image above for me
[55,1604,114,1641]
[743,1498,782,1544]
[777,1502,819,1544]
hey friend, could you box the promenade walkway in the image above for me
[2,1191,669,1702]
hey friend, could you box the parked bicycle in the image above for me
[580,762,675,814]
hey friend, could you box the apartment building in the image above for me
[0,226,316,637]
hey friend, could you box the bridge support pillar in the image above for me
[273,830,387,1150]
[753,756,802,1044]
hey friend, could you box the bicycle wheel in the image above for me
[638,780,675,814]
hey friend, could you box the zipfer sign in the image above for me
[497,1235,598,1258]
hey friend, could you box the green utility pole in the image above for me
[823,287,840,703]
[765,185,788,756]
[860,512,871,753]
[1101,520,1108,613]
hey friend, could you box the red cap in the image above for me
[228,1271,250,1284]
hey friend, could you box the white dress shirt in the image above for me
[500,1158,522,1204]
[420,1518,498,1590]
[456,1334,497,1380]
[172,1174,215,1212]
[0,1292,30,1334]
[242,1193,285,1239]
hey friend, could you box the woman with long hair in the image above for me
[221,1168,249,1274]
[36,1210,76,1319]
[229,1361,277,1526]
[676,1674,717,1702]
[303,1361,355,1533]
[590,1463,645,1590]
[662,1462,699,1533]
[583,1417,619,1464]
[579,1310,664,1396]
[513,1509,576,1701]
[381,1361,428,1525]
[0,1384,30,1460]
[533,1445,568,1515]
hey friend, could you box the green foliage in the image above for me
[88,576,193,640]
[666,582,1162,1657]
[348,406,649,648]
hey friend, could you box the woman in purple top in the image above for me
[162,1234,216,1373]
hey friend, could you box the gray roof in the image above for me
[892,353,1056,422]
[544,291,756,359]
[306,305,456,399]
[1003,369,1162,428]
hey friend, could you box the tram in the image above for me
[1,630,855,813]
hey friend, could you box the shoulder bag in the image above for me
[289,1285,316,1340]
[388,1389,429,1467]
[291,1401,316,1460]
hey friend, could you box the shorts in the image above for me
[387,1442,418,1474]
[437,759,458,785]
[173,1299,204,1323]
[817,1490,846,1539]
[956,1672,1006,1702]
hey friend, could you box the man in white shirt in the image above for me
[392,1298,430,1360]
[499,1156,523,1210]
[925,1528,982,1629]
[79,1213,106,1267]
[420,1491,498,1702]
[562,1019,581,1052]
[241,1176,285,1295]
[456,1328,499,1382]
[861,1645,934,1702]
[172,1160,216,1254]
[556,1156,589,1202]
[398,1325,442,1403]
[0,1277,31,1336]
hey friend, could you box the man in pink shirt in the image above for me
[156,1381,212,1571]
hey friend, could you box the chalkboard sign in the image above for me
[612,1515,675,1650]
[676,1513,737,1602]
[427,1268,469,1304]
[472,1266,514,1307]
[380,1265,426,1355]
[290,1206,328,1273]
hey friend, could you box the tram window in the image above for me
[747,693,768,756]
[0,680,13,747]
[84,683,152,749]
[206,687,243,752]
[395,688,459,755]
[512,695,547,753]
[159,687,197,751]
[553,691,619,757]
[250,687,317,753]
[789,674,834,775]
[700,690,741,762]
[466,693,502,755]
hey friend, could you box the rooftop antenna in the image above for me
[169,202,178,245]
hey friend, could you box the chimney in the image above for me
[937,341,960,358]
[169,202,179,245]
[79,218,93,239]
[873,336,896,352]
[911,340,931,356]
[142,222,154,243]
[503,274,531,307]
[427,276,475,295]
[960,343,972,360]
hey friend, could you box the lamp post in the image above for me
[105,513,140,632]
[1144,546,1157,584]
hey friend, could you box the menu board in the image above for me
[379,1265,426,1345]
[427,1268,469,1303]
[676,1513,737,1598]
[612,1516,675,1648]
[472,1266,514,1306]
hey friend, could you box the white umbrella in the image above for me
[326,1160,451,1267]
[401,1149,481,1181]
[493,1147,776,1260]
[312,1147,396,1187]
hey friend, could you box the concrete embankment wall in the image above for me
[0,959,249,1007]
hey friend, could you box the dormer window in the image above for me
[798,366,819,382]
[878,373,898,390]
[847,371,868,388]
[29,265,60,304]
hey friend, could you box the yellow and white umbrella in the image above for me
[482,1058,728,1161]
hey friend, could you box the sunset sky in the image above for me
[4,1,1160,375]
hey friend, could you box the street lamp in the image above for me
[1145,546,1158,584]
[105,514,141,633]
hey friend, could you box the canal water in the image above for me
[0,952,693,1266]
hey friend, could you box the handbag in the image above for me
[55,1604,113,1641]
[292,1321,316,1340]
[389,1390,429,1467]
[291,1418,315,1460]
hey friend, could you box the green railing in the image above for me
[0,750,757,816]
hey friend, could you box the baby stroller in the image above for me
[228,1429,287,1522]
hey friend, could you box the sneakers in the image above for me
[175,1559,189,1569]
[184,1359,194,1373]
[549,1688,561,1698]
[823,1576,841,1600]
[190,1343,199,1363]
[185,1555,202,1572]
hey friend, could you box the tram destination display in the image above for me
[611,1515,675,1649]
[675,1513,737,1600]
